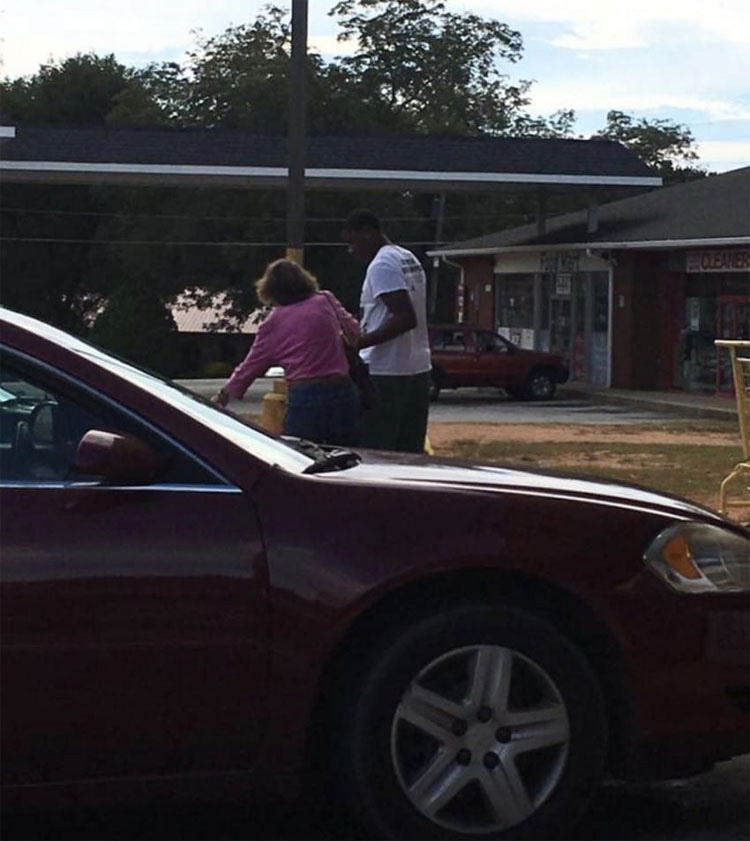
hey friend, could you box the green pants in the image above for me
[361,371,431,454]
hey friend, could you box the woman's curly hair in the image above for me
[255,258,319,306]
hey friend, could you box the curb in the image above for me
[558,387,738,421]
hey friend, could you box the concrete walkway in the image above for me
[560,385,739,421]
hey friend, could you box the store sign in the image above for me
[540,252,581,274]
[686,249,750,273]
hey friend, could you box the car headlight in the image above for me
[644,522,750,593]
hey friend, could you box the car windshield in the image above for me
[4,311,314,473]
[82,349,316,472]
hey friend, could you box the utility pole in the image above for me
[286,0,308,265]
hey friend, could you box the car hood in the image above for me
[323,449,730,526]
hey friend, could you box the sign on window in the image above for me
[555,274,572,296]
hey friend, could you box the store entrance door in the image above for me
[717,296,750,392]
[549,296,573,358]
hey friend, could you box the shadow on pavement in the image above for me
[3,758,748,840]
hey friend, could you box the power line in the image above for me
[0,236,447,247]
[0,206,509,223]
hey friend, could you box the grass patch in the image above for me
[439,438,745,505]
[587,419,740,436]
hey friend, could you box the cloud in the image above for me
[446,0,750,47]
[307,34,358,57]
[529,80,750,123]
[0,0,262,77]
[692,140,750,169]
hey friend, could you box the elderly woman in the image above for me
[215,258,361,446]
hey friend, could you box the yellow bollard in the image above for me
[260,379,287,435]
[424,434,434,456]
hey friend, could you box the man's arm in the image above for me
[356,289,416,350]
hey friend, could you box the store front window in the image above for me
[678,275,750,392]
[496,270,611,385]
[496,274,535,348]
[590,274,610,387]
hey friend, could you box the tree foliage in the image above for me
[593,110,706,183]
[0,0,707,344]
[89,283,179,376]
[328,0,530,134]
[1,53,141,124]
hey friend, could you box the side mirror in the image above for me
[74,429,168,485]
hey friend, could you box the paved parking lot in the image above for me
[4,756,748,840]
[427,391,681,424]
[180,379,697,426]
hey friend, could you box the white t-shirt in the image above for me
[359,244,432,376]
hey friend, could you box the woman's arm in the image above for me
[214,314,277,404]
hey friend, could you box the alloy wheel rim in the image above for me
[530,375,553,398]
[390,644,569,835]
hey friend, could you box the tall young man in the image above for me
[341,209,432,453]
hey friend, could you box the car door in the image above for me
[471,330,515,386]
[431,328,476,386]
[0,351,268,786]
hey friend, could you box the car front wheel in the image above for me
[333,604,607,840]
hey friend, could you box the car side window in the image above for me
[0,354,223,485]
[476,331,507,354]
[432,330,466,352]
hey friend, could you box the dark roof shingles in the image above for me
[1,124,655,178]
[439,167,750,249]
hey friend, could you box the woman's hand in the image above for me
[212,388,230,407]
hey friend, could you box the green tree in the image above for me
[328,0,534,135]
[593,110,706,183]
[89,283,179,376]
[0,54,167,334]
[0,53,140,124]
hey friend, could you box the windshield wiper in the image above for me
[302,448,362,474]
[280,436,361,474]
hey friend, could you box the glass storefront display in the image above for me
[678,275,750,392]
[487,249,748,394]
[495,274,535,349]
[496,270,610,386]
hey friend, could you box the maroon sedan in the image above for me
[429,324,569,400]
[1,307,748,841]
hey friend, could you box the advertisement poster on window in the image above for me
[555,274,572,296]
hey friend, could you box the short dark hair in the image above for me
[255,258,319,306]
[343,208,382,233]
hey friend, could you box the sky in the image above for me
[1,0,748,173]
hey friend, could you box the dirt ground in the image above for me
[427,421,750,523]
[426,422,740,448]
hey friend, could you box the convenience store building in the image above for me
[431,167,750,393]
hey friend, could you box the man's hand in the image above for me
[358,289,417,349]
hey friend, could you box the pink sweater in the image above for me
[224,291,360,398]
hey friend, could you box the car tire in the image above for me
[430,370,443,401]
[333,603,607,840]
[523,370,556,401]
